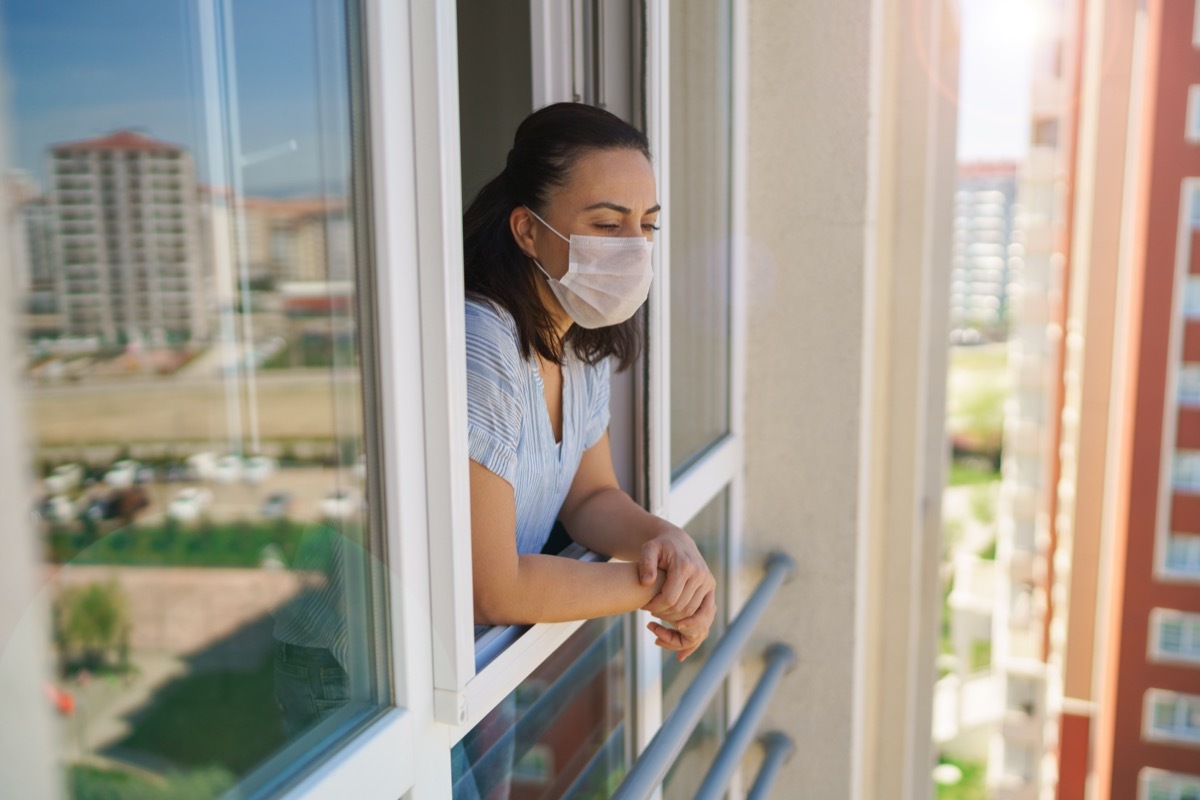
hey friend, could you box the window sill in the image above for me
[454,543,608,740]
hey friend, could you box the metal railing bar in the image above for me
[746,731,795,800]
[611,551,797,800]
[694,643,796,800]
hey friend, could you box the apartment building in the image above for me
[49,130,208,346]
[989,0,1200,798]
[952,162,1018,340]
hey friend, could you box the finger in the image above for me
[642,593,668,616]
[656,565,691,615]
[676,582,706,620]
[646,622,685,649]
[678,644,700,660]
[676,591,717,638]
[638,540,661,585]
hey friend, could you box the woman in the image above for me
[464,101,717,652]
[453,100,718,800]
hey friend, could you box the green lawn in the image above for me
[68,765,235,800]
[935,756,988,800]
[946,344,1008,454]
[46,520,324,569]
[947,460,1000,487]
[115,652,285,775]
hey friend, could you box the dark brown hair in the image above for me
[463,102,650,370]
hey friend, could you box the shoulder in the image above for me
[465,298,522,361]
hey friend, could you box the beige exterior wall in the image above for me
[741,0,957,797]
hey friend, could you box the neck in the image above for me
[535,279,575,348]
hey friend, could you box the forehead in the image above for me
[554,148,657,209]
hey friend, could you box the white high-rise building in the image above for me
[50,130,208,345]
[951,162,1019,340]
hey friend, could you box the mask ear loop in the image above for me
[523,206,570,243]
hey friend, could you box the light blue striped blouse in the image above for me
[465,298,611,557]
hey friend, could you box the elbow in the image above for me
[473,578,531,627]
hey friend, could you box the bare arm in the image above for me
[557,433,669,562]
[559,433,716,623]
[470,459,665,626]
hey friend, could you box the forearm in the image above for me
[475,553,662,626]
[561,487,668,562]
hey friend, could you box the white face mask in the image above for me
[524,206,654,329]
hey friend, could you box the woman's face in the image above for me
[514,147,660,283]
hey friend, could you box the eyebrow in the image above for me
[584,201,662,215]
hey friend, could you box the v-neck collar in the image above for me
[532,354,569,459]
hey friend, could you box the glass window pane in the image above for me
[1179,364,1200,405]
[5,0,389,793]
[1185,276,1200,318]
[662,490,728,799]
[668,0,733,475]
[453,617,630,799]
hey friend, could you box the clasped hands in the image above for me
[636,525,717,662]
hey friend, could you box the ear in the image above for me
[509,206,539,259]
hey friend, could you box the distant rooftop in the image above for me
[51,130,184,155]
[957,160,1019,178]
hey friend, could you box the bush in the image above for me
[53,579,131,676]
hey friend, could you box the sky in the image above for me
[1,0,1035,190]
[955,0,1040,162]
[0,0,351,196]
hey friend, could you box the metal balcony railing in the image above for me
[612,551,797,800]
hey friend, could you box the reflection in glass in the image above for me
[662,490,728,800]
[668,0,734,475]
[453,617,629,799]
[5,0,385,794]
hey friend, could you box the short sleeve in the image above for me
[583,356,612,450]
[465,301,524,486]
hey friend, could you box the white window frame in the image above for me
[287,1,459,795]
[1149,608,1200,665]
[291,0,750,793]
[648,0,752,785]
[1144,689,1200,748]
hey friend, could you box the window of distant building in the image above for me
[1149,608,1200,664]
[1179,365,1200,406]
[1145,689,1200,745]
[1187,86,1200,143]
[1140,767,1200,800]
[1172,451,1200,492]
[1184,277,1200,318]
[1165,533,1200,577]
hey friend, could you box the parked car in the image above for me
[213,454,243,484]
[82,494,117,522]
[243,455,277,485]
[103,459,140,489]
[44,463,83,495]
[185,452,218,482]
[38,495,75,524]
[167,487,213,522]
[319,488,359,520]
[260,491,293,519]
